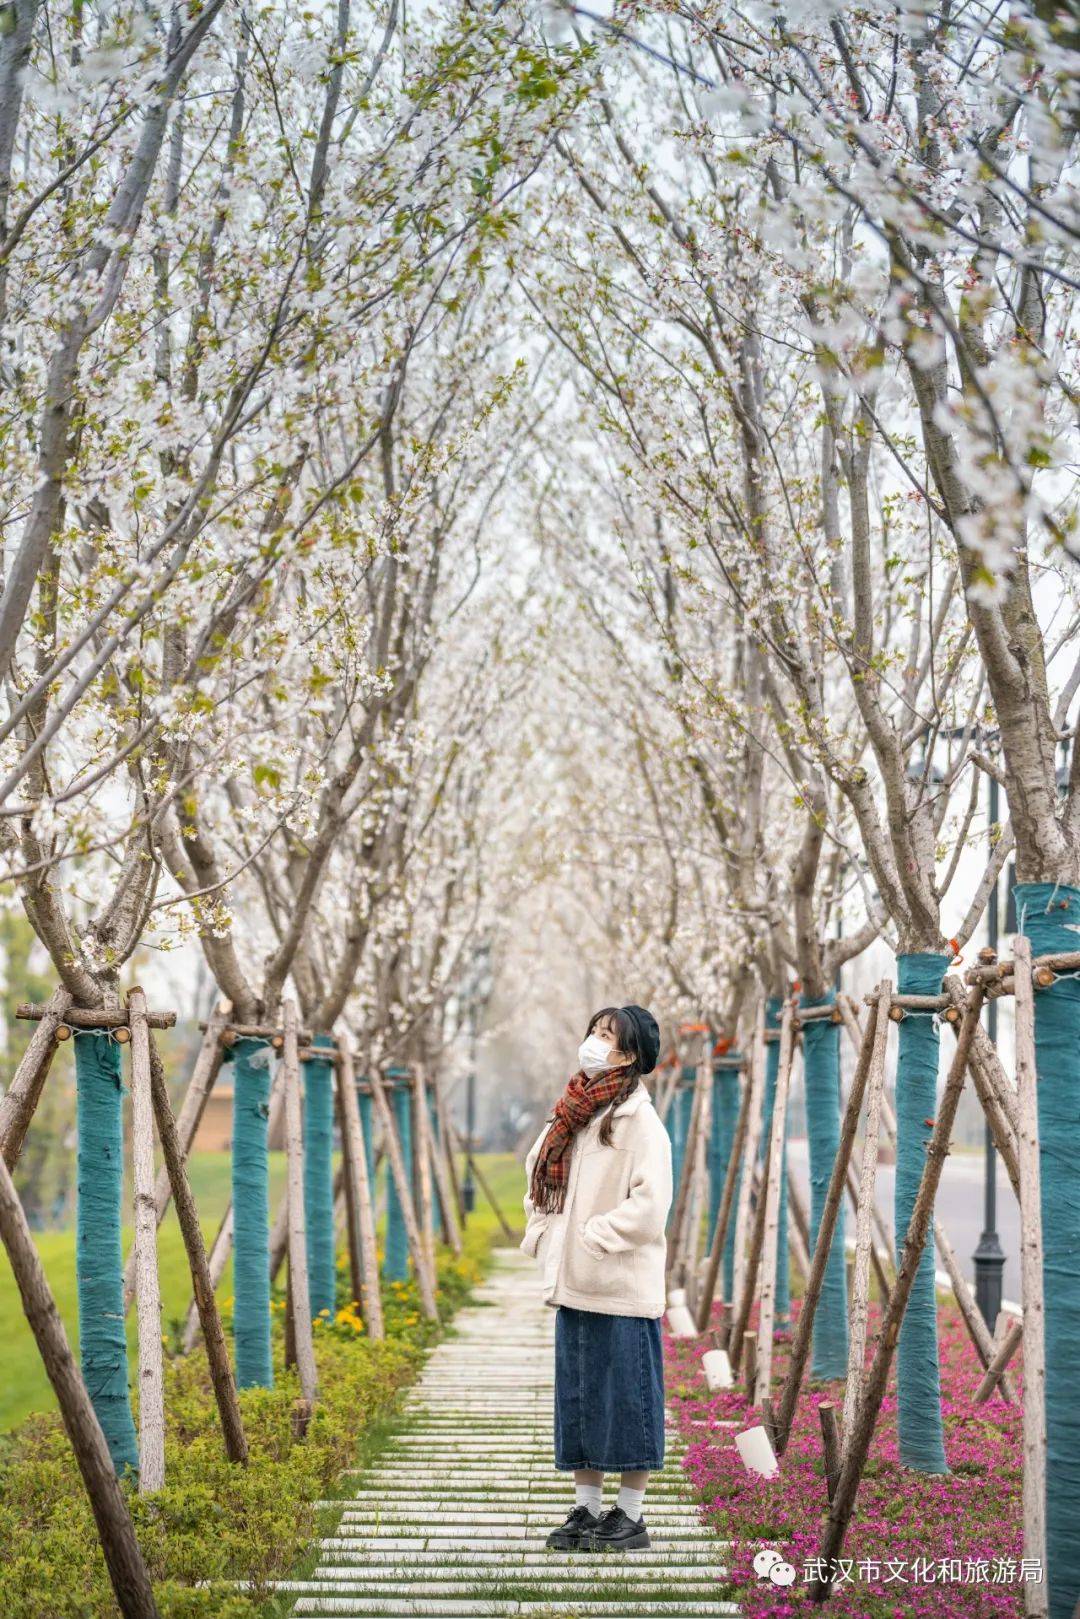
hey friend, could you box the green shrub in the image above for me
[0,1230,496,1618]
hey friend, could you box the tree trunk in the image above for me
[282,998,318,1405]
[0,1148,160,1618]
[127,990,165,1493]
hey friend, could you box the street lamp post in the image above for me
[973,770,1006,1329]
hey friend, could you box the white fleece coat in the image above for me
[519,1078,673,1317]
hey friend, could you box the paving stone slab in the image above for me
[281,1248,743,1618]
[304,1575,733,1592]
[291,1600,739,1616]
[314,1548,732,1564]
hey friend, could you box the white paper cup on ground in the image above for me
[702,1347,733,1390]
[736,1424,779,1477]
[665,1304,697,1337]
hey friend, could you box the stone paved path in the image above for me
[276,1245,740,1616]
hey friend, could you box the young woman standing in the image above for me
[520,1004,673,1551]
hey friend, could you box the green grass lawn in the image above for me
[0,1148,525,1433]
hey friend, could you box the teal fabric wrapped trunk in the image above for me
[75,1031,139,1478]
[231,1036,273,1388]
[357,1086,375,1194]
[894,953,949,1473]
[428,1084,443,1237]
[760,998,790,1327]
[666,1068,694,1231]
[801,990,846,1376]
[709,1057,742,1303]
[1015,882,1080,1619]
[670,1068,696,1230]
[384,1071,412,1280]
[303,1035,337,1320]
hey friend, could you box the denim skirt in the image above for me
[553,1305,665,1471]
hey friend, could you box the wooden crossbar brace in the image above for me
[17,1001,176,1029]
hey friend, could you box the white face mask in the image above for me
[578,1033,621,1078]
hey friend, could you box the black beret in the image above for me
[621,1003,660,1076]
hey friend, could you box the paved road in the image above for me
[787,1139,1021,1307]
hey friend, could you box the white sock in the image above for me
[617,1483,646,1522]
[575,1481,603,1517]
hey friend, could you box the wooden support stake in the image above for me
[426,1077,463,1257]
[810,986,985,1603]
[743,1331,757,1401]
[939,978,1021,1142]
[680,1035,713,1304]
[336,1074,364,1309]
[841,982,892,1441]
[695,1020,757,1333]
[760,1395,779,1452]
[786,1167,812,1263]
[183,1203,233,1353]
[123,1001,229,1311]
[1012,934,1047,1617]
[754,1005,794,1405]
[730,1002,767,1335]
[283,1266,296,1371]
[785,1180,811,1287]
[0,984,73,1168]
[731,1001,793,1375]
[447,1115,516,1240]
[336,1046,385,1338]
[774,996,881,1456]
[369,1067,440,1319]
[842,1165,892,1307]
[433,1075,466,1226]
[818,1401,841,1502]
[974,1316,1024,1402]
[127,989,165,1494]
[0,1144,160,1618]
[655,1059,679,1126]
[146,1035,247,1463]
[933,1217,1014,1400]
[667,1052,710,1278]
[412,1068,437,1279]
[282,997,318,1407]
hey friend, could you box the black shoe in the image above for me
[584,1504,651,1550]
[545,1503,601,1549]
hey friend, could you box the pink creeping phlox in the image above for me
[664,1295,1025,1616]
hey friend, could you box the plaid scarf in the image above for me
[528,1067,632,1216]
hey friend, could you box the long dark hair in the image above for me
[585,1006,644,1145]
